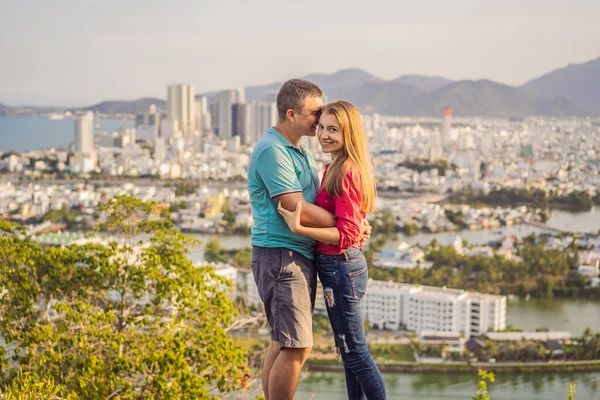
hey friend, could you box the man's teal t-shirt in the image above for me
[248,127,320,260]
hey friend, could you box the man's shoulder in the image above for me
[251,135,289,161]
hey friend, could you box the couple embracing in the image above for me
[248,79,386,400]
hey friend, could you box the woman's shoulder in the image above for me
[341,161,361,179]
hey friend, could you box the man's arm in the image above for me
[256,145,335,227]
[276,192,336,228]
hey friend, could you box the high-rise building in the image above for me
[167,84,196,138]
[216,88,245,139]
[74,111,94,154]
[208,101,219,134]
[251,101,277,144]
[441,108,452,148]
[232,103,252,145]
[195,95,212,134]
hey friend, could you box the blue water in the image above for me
[0,116,134,152]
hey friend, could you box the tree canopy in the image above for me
[0,195,249,399]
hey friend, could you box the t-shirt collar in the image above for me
[268,127,308,153]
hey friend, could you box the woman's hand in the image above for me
[277,201,303,234]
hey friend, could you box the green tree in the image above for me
[205,239,229,263]
[401,223,418,236]
[536,277,555,299]
[223,209,237,228]
[232,247,252,270]
[0,196,249,399]
[42,205,84,229]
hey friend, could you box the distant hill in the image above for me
[336,79,582,117]
[80,97,166,114]
[245,68,383,102]
[242,68,585,117]
[521,57,600,115]
[302,68,384,91]
[413,80,584,117]
[324,81,423,114]
[392,75,453,92]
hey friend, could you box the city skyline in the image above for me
[1,0,599,106]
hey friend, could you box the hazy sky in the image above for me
[1,0,599,106]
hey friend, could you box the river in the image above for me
[186,208,600,253]
[296,370,600,399]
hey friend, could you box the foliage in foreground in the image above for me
[0,195,249,399]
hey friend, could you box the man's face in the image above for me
[295,96,323,137]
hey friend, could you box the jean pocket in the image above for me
[316,256,337,277]
[347,265,368,300]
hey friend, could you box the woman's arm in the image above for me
[277,201,340,244]
[276,192,336,228]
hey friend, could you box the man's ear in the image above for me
[286,108,296,123]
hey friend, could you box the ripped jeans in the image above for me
[316,247,387,400]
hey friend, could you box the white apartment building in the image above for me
[363,280,506,336]
[167,84,196,138]
[74,111,94,154]
[244,277,506,336]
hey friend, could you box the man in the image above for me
[248,79,369,400]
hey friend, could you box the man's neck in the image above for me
[274,123,302,148]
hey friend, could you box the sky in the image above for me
[1,0,599,107]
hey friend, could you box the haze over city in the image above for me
[1,0,599,106]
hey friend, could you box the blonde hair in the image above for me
[320,100,376,214]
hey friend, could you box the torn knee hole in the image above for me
[324,287,335,308]
[338,334,350,353]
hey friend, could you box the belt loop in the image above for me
[344,250,349,262]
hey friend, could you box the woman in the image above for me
[278,100,386,399]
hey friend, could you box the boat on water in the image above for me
[48,113,64,120]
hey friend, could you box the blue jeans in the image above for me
[316,247,387,400]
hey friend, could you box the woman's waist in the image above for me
[315,245,362,261]
[315,240,362,254]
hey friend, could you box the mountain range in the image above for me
[521,56,600,115]
[242,57,599,117]
[2,56,599,117]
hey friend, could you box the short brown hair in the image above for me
[276,79,323,122]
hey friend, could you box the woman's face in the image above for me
[317,113,344,157]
